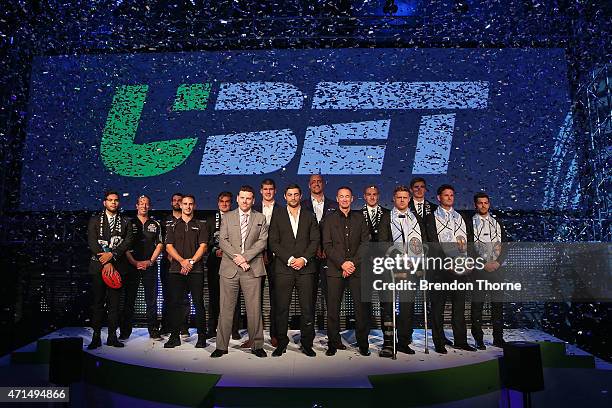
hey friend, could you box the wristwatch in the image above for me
[188,259,195,265]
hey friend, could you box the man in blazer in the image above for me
[87,190,133,349]
[268,184,320,357]
[301,174,338,328]
[408,177,438,225]
[377,185,426,357]
[423,184,476,354]
[211,185,269,358]
[322,186,371,357]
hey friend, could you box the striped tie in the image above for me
[240,213,249,245]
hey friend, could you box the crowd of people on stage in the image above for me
[87,175,507,358]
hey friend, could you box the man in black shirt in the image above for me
[322,186,371,356]
[160,193,190,336]
[163,195,209,349]
[86,191,133,349]
[120,195,163,340]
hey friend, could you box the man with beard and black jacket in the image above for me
[86,191,133,349]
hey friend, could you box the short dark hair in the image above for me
[171,192,184,199]
[410,177,427,188]
[239,185,255,195]
[218,191,233,200]
[393,185,410,195]
[473,192,490,203]
[182,194,196,202]
[284,183,302,195]
[104,190,119,200]
[136,194,151,203]
[363,184,379,194]
[260,178,276,189]
[437,184,455,196]
[337,186,353,195]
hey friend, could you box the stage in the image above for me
[6,328,610,407]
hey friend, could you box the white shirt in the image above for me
[286,206,308,267]
[262,201,275,225]
[311,195,324,222]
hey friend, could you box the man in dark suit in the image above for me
[361,184,390,330]
[301,174,338,328]
[322,186,371,356]
[468,192,508,349]
[86,190,133,349]
[408,177,437,225]
[423,184,476,354]
[268,184,320,357]
[205,191,241,340]
[377,185,426,357]
[253,178,282,347]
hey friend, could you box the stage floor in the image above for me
[31,327,611,389]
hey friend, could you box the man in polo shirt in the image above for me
[120,195,164,340]
[163,195,209,349]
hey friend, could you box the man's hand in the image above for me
[316,247,326,259]
[290,257,306,270]
[179,259,192,275]
[341,261,355,277]
[484,261,500,273]
[97,252,113,265]
[215,249,223,258]
[233,254,247,266]
[239,262,250,272]
[102,263,115,276]
[263,252,271,265]
[136,260,150,270]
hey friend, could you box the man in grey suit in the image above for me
[211,185,269,358]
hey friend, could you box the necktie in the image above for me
[109,215,116,233]
[240,213,249,243]
[417,202,423,217]
[370,209,376,221]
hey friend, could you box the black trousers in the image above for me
[326,274,368,348]
[471,301,504,343]
[380,301,415,346]
[167,273,206,335]
[430,283,468,348]
[263,260,278,338]
[207,260,241,333]
[121,264,158,334]
[90,260,121,336]
[312,258,328,328]
[161,257,189,330]
[275,271,315,348]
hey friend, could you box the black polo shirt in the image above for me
[130,217,163,260]
[340,210,354,260]
[165,217,208,273]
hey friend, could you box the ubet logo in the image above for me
[101,81,488,177]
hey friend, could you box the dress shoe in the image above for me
[107,336,125,348]
[331,343,347,350]
[272,344,287,357]
[252,348,267,358]
[270,336,278,347]
[87,334,102,350]
[195,335,207,348]
[180,328,190,337]
[434,345,448,354]
[379,347,394,358]
[493,339,506,348]
[241,339,253,348]
[163,335,181,348]
[149,330,162,340]
[453,344,477,352]
[232,331,241,340]
[396,344,416,355]
[358,346,371,356]
[475,341,486,350]
[210,349,228,358]
[325,347,337,356]
[301,346,316,357]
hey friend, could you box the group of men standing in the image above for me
[87,175,507,358]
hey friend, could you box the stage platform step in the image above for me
[8,327,608,407]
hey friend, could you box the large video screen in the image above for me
[21,48,570,211]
